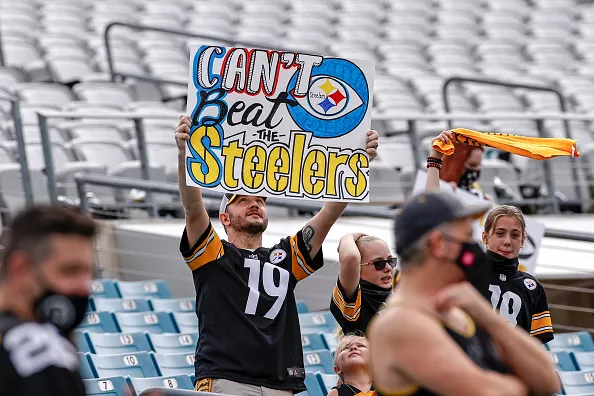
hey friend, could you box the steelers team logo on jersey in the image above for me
[270,249,287,264]
[524,278,537,290]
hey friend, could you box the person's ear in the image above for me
[481,231,488,245]
[334,366,341,376]
[427,230,445,259]
[521,233,526,249]
[219,212,230,226]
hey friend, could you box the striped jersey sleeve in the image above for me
[330,278,362,329]
[287,229,324,281]
[530,283,554,344]
[180,223,224,271]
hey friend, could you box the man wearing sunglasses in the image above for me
[331,234,398,335]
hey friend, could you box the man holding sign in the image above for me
[176,112,378,395]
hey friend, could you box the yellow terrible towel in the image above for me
[432,128,580,160]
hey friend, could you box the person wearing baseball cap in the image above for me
[368,192,560,396]
[174,115,380,395]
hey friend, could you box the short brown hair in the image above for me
[1,205,97,277]
[483,205,526,237]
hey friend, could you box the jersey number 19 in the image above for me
[244,258,290,320]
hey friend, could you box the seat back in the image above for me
[549,351,579,371]
[317,372,339,394]
[77,312,120,333]
[575,352,594,371]
[149,333,198,354]
[89,279,121,299]
[78,352,95,379]
[88,332,152,355]
[150,298,195,313]
[129,374,194,394]
[153,352,195,376]
[94,297,152,313]
[115,312,178,334]
[559,370,594,395]
[301,333,328,352]
[73,331,93,353]
[89,351,160,378]
[83,376,131,396]
[548,331,594,353]
[117,280,172,299]
[297,373,325,396]
[303,349,334,374]
[299,312,337,334]
[172,312,198,334]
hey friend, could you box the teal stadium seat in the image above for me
[153,352,195,376]
[574,352,594,371]
[83,376,131,396]
[73,331,93,353]
[559,370,594,394]
[548,331,594,353]
[322,333,338,352]
[296,300,309,314]
[115,312,177,334]
[297,373,325,396]
[150,298,195,313]
[89,351,160,378]
[86,298,95,312]
[77,312,120,333]
[78,352,95,379]
[117,280,172,299]
[318,372,340,394]
[172,312,198,334]
[88,332,152,355]
[94,297,152,313]
[550,351,579,371]
[301,333,328,352]
[299,311,337,334]
[303,349,334,374]
[129,374,194,394]
[149,333,198,354]
[89,279,121,299]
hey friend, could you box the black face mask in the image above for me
[454,241,490,299]
[34,289,89,336]
[486,250,519,275]
[458,168,480,191]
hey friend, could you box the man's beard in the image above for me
[229,212,268,235]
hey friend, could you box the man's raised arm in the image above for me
[176,115,210,247]
[301,130,379,257]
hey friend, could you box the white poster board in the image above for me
[185,45,375,202]
[412,170,545,274]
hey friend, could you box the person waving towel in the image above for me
[432,128,580,160]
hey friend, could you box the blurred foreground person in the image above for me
[0,206,97,395]
[368,192,560,396]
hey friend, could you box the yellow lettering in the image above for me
[344,153,368,198]
[188,126,221,185]
[221,140,243,189]
[289,133,306,194]
[327,152,349,197]
[302,149,327,196]
[266,146,290,192]
[242,145,266,189]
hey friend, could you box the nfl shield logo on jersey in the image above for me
[500,274,506,281]
[524,278,537,290]
[270,249,287,264]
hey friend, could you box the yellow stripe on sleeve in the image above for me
[332,285,361,322]
[290,234,315,281]
[183,228,224,271]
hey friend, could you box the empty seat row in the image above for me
[551,350,594,372]
[547,331,594,353]
[84,374,195,396]
[90,278,172,299]
[78,311,197,334]
[89,297,195,313]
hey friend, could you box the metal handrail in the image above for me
[0,94,32,205]
[442,76,581,208]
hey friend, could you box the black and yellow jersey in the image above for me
[333,383,377,396]
[0,311,85,396]
[180,222,324,392]
[488,270,553,344]
[331,279,391,335]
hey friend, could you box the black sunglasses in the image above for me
[362,257,398,271]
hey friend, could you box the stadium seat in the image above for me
[77,312,120,333]
[299,312,337,334]
[83,376,131,396]
[150,298,195,313]
[301,333,328,352]
[172,312,198,334]
[548,332,594,353]
[149,333,198,354]
[322,333,338,352]
[559,370,594,394]
[303,349,334,374]
[117,280,172,299]
[78,352,96,379]
[317,373,339,394]
[73,331,93,354]
[574,352,594,371]
[129,374,194,394]
[89,279,121,299]
[89,351,160,378]
[297,373,326,396]
[550,351,579,371]
[94,297,152,313]
[88,332,152,355]
[115,312,178,334]
[296,300,309,314]
[153,352,195,376]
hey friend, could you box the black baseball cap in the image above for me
[219,193,267,216]
[394,192,491,256]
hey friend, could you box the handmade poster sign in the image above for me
[185,45,375,202]
[412,170,545,274]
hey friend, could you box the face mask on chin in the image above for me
[458,168,481,191]
[33,285,89,336]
